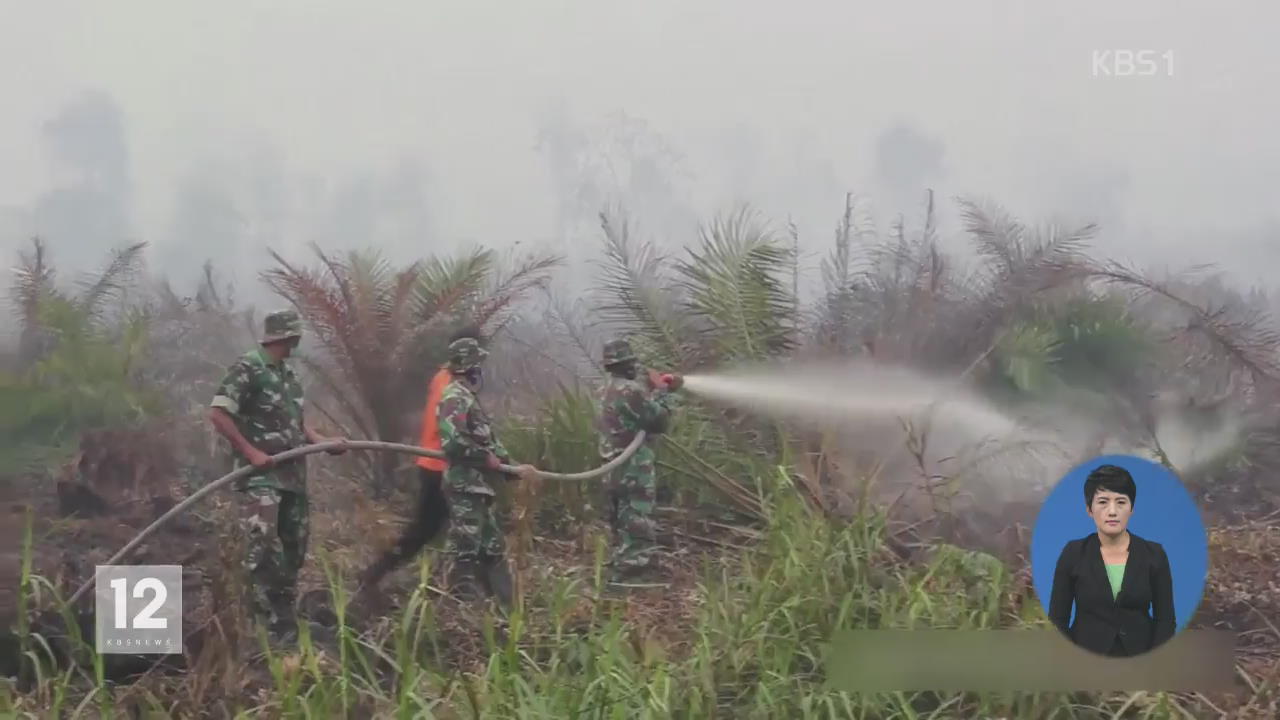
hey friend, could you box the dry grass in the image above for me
[4,451,1280,717]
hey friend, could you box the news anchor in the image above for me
[1047,463,1176,657]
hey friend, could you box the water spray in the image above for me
[661,361,1076,514]
[672,363,1019,437]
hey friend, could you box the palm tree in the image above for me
[3,238,159,474]
[591,206,799,519]
[676,207,799,365]
[594,209,699,370]
[137,261,259,481]
[809,193,1105,375]
[262,243,560,495]
[595,206,797,371]
[811,193,1280,478]
[816,190,973,367]
[11,238,147,365]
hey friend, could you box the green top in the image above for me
[1105,563,1126,599]
[210,347,307,492]
[437,378,511,496]
[597,374,675,459]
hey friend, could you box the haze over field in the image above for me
[6,5,1280,717]
[2,0,1279,309]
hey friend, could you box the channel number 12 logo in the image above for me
[94,565,183,654]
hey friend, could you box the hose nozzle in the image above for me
[647,369,684,391]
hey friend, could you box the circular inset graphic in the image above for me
[1030,455,1208,658]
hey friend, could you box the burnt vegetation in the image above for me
[2,194,1278,718]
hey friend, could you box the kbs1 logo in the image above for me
[1092,50,1174,77]
[94,565,183,654]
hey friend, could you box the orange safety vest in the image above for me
[415,367,452,471]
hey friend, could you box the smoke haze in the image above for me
[3,1,1279,308]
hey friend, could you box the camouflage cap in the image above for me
[602,339,636,367]
[447,337,488,373]
[262,309,303,344]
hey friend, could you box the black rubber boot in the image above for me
[608,563,643,584]
[267,591,299,645]
[609,555,663,586]
[448,560,484,602]
[481,556,514,610]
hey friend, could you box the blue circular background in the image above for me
[1030,454,1209,633]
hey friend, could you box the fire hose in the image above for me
[66,430,648,607]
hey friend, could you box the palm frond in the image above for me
[593,209,694,368]
[542,286,605,377]
[994,321,1064,395]
[383,261,424,358]
[815,193,861,351]
[311,244,358,324]
[2,285,162,456]
[960,197,1094,287]
[475,249,562,335]
[11,237,55,320]
[818,198,855,298]
[676,206,798,363]
[1070,260,1280,384]
[294,354,377,440]
[395,248,561,420]
[264,247,419,485]
[261,250,355,369]
[264,241,559,492]
[913,190,946,297]
[11,237,56,364]
[958,197,1025,278]
[824,192,959,365]
[957,198,1098,360]
[345,247,394,344]
[413,247,494,326]
[75,241,148,322]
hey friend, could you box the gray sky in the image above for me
[3,0,1279,303]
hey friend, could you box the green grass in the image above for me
[498,383,785,538]
[5,199,1275,719]
[3,467,1230,719]
[498,382,603,536]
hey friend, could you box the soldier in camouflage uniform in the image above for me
[597,339,681,581]
[437,337,538,607]
[208,309,348,639]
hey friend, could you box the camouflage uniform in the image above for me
[437,339,512,572]
[598,339,675,575]
[210,309,309,631]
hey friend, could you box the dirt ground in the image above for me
[0,433,717,680]
[2,429,1278,714]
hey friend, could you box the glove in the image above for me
[662,373,684,391]
[646,369,663,390]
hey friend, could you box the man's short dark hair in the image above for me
[1084,464,1136,508]
[449,324,483,344]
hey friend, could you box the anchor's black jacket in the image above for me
[1047,532,1176,656]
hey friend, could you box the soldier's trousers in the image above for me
[238,487,309,628]
[444,491,505,563]
[605,445,658,570]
